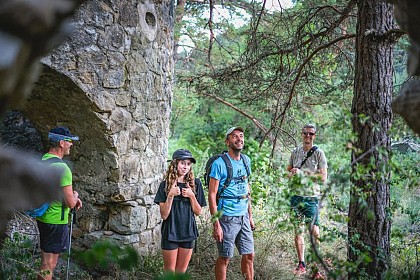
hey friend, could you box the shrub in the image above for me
[0,232,40,280]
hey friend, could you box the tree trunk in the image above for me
[348,1,394,279]
[174,0,187,59]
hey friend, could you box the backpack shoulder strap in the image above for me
[216,153,232,201]
[240,154,250,177]
[218,154,251,201]
[299,146,318,168]
[220,153,232,187]
[310,145,318,155]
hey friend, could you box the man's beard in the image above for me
[231,143,243,152]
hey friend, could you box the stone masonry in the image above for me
[19,0,175,254]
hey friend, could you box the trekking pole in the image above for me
[66,208,75,280]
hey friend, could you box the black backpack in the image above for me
[204,152,251,201]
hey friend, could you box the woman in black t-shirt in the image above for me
[154,149,207,273]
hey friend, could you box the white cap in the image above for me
[225,126,244,139]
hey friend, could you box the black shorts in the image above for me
[161,238,194,250]
[37,220,69,253]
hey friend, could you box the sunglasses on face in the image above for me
[302,132,316,136]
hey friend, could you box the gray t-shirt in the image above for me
[288,146,328,197]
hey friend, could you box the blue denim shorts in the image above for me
[217,213,254,258]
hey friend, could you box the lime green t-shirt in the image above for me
[36,153,73,224]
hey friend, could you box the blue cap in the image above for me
[48,126,79,142]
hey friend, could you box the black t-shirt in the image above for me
[154,178,207,242]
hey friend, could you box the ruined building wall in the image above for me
[20,0,174,253]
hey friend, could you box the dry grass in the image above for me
[9,201,418,279]
[186,206,348,280]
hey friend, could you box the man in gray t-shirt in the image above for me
[286,124,328,279]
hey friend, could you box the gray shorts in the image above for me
[217,213,254,258]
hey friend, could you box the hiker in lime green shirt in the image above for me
[37,126,82,280]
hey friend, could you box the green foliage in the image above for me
[0,231,92,280]
[244,139,284,204]
[140,254,165,277]
[4,0,417,279]
[0,233,39,280]
[74,240,139,270]
[388,148,420,268]
[210,209,224,224]
[174,0,417,277]
[169,87,241,155]
[390,237,420,280]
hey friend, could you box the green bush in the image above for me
[0,232,40,280]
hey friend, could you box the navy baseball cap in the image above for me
[171,149,196,163]
[48,126,79,142]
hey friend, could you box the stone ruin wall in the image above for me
[15,0,174,254]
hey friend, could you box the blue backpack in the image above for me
[25,157,67,219]
[25,203,50,218]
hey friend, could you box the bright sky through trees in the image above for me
[266,0,293,10]
[177,0,294,54]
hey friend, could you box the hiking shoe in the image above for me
[313,271,325,280]
[293,263,306,275]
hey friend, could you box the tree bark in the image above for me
[348,0,394,278]
[174,0,187,58]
